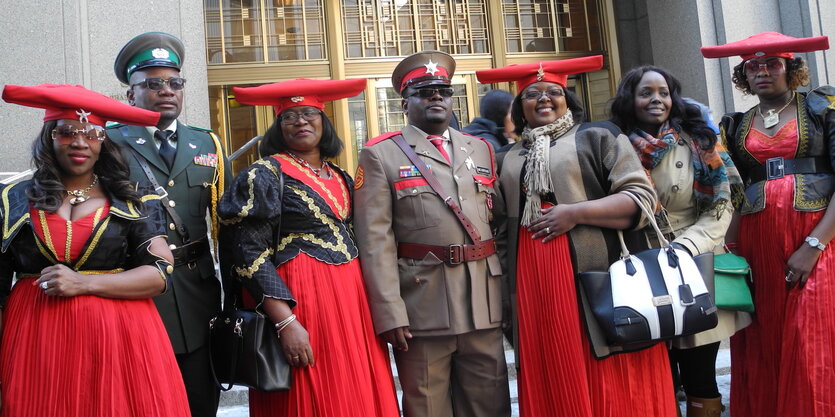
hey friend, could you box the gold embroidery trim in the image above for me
[74,217,111,270]
[276,154,348,219]
[234,247,274,279]
[275,186,350,259]
[64,219,72,262]
[1,183,29,242]
[141,194,162,202]
[38,210,59,261]
[18,268,125,279]
[220,159,280,226]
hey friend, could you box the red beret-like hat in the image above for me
[2,83,160,127]
[700,32,829,60]
[232,78,368,116]
[476,55,604,92]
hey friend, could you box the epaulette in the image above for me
[808,86,835,113]
[364,131,402,147]
[188,125,213,133]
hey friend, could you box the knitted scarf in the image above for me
[520,111,574,226]
[628,123,742,217]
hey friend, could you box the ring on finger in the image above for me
[545,227,551,234]
[291,355,300,359]
[785,271,794,282]
[40,281,49,290]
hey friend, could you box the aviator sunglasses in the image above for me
[130,77,187,91]
[51,124,106,145]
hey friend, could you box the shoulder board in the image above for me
[807,86,835,112]
[188,125,213,133]
[364,131,402,147]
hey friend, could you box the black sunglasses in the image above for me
[408,87,455,98]
[131,77,187,91]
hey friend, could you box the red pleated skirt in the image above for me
[248,252,400,417]
[516,227,676,417]
[0,279,191,417]
[731,175,835,417]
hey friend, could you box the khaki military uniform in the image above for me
[354,124,510,417]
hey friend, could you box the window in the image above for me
[205,0,326,64]
[342,0,490,58]
[502,0,603,54]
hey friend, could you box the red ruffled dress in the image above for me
[730,120,835,417]
[516,205,676,417]
[248,161,400,417]
[0,204,190,417]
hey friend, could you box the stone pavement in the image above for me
[217,342,732,417]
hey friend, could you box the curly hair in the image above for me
[731,56,810,95]
[27,121,140,212]
[609,65,716,150]
[259,111,343,158]
[511,86,586,136]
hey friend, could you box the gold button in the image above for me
[675,161,684,168]
[168,200,176,207]
[166,265,174,274]
[169,223,176,230]
[167,180,175,187]
[169,244,177,250]
[412,189,418,194]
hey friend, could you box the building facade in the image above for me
[0,0,832,175]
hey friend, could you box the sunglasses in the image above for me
[280,109,322,125]
[743,58,785,74]
[51,125,106,145]
[130,77,187,91]
[522,88,565,101]
[408,87,455,98]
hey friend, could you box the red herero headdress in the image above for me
[475,55,604,91]
[700,32,829,60]
[232,78,368,116]
[2,83,161,127]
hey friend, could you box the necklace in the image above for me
[758,92,795,129]
[66,174,98,205]
[286,151,328,176]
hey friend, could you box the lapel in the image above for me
[402,125,450,167]
[449,130,475,176]
[117,125,169,173]
[169,122,204,179]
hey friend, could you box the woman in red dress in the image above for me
[219,78,400,417]
[0,84,190,416]
[476,57,675,417]
[702,32,835,417]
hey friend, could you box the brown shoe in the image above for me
[686,396,724,417]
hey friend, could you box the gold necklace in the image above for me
[757,92,795,129]
[66,174,98,205]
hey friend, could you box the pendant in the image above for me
[69,195,88,205]
[763,110,780,129]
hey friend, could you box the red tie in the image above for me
[427,135,450,163]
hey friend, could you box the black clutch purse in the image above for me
[208,307,291,392]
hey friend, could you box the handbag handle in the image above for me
[615,192,671,258]
[208,316,244,392]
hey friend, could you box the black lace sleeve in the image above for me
[218,158,295,308]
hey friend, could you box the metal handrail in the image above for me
[0,169,34,185]
[229,135,263,161]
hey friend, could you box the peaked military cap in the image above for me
[391,50,456,96]
[114,32,185,85]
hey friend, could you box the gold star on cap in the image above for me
[424,60,440,75]
[536,63,545,81]
[76,109,91,124]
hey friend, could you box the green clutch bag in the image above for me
[714,252,755,313]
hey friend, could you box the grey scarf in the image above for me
[520,111,575,226]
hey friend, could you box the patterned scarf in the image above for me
[628,123,742,217]
[520,111,575,226]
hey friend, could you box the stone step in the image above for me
[218,346,732,417]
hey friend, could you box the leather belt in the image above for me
[398,239,497,265]
[749,156,833,183]
[171,237,209,267]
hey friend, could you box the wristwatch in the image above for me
[805,236,826,251]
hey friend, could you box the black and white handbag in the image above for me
[578,194,718,346]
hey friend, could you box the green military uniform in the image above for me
[111,31,230,417]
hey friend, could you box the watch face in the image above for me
[809,237,820,246]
